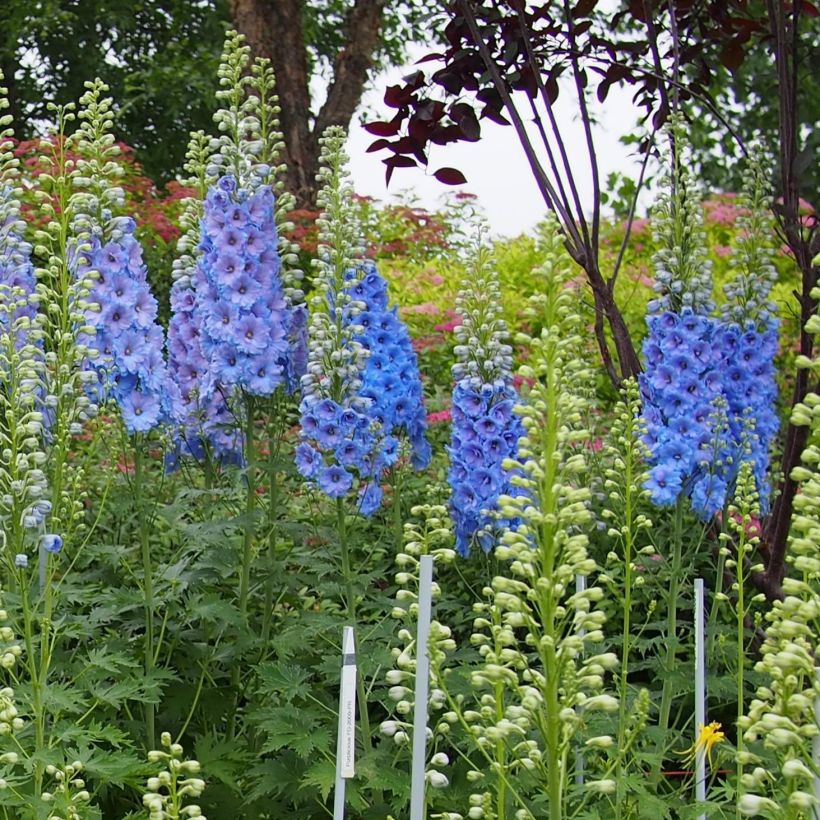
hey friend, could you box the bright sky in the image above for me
[346,52,647,239]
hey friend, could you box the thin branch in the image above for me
[524,93,576,231]
[562,0,601,253]
[510,1,591,252]
[609,129,656,291]
[456,0,584,251]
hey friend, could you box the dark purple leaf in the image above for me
[364,118,402,137]
[433,167,467,185]
[720,41,745,73]
[572,0,598,17]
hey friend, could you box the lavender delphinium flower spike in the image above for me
[67,80,174,436]
[447,243,524,556]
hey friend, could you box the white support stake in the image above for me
[410,555,434,820]
[333,626,357,820]
[694,578,707,819]
[575,573,586,786]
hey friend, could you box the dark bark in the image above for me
[231,0,387,207]
[758,0,819,600]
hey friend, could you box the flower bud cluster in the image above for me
[143,732,206,819]
[208,31,276,196]
[383,504,458,792]
[0,95,56,549]
[41,760,91,820]
[721,148,778,330]
[448,245,523,555]
[648,119,714,316]
[0,684,24,736]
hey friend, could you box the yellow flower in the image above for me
[678,721,726,768]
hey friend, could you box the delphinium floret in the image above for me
[297,127,393,514]
[447,242,523,555]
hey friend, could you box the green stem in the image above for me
[261,400,281,648]
[238,395,257,626]
[135,441,156,750]
[336,499,372,754]
[19,567,46,796]
[393,467,403,552]
[658,497,685,743]
[616,445,635,818]
[229,396,258,738]
[735,534,747,818]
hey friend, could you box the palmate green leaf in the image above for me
[40,681,88,715]
[256,707,332,759]
[81,646,141,676]
[299,757,336,803]
[81,748,147,788]
[254,661,311,702]
[53,720,133,749]
[246,753,308,804]
[193,732,252,793]
[184,591,243,627]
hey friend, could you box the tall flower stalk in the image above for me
[426,219,620,819]
[447,242,523,556]
[735,287,820,818]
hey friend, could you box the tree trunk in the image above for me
[230,0,388,208]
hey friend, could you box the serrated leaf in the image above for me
[299,758,336,802]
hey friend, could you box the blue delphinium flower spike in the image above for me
[352,261,431,470]
[447,244,524,556]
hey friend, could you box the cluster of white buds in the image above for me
[599,379,655,589]
[71,80,126,242]
[41,760,92,820]
[721,147,779,329]
[452,243,514,388]
[736,287,820,816]
[301,127,370,406]
[143,732,206,819]
[0,602,22,673]
[0,686,24,736]
[209,31,272,192]
[648,115,714,315]
[172,131,218,289]
[382,502,457,768]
